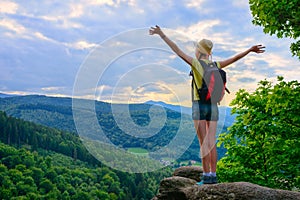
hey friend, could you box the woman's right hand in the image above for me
[149,25,164,37]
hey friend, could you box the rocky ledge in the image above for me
[152,166,300,200]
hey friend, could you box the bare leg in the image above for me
[194,120,210,173]
[207,121,217,172]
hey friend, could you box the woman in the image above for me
[149,25,265,184]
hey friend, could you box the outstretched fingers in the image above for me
[253,45,266,54]
[149,25,161,35]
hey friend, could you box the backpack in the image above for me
[190,60,230,104]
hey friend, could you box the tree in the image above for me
[218,77,300,190]
[31,167,44,184]
[249,0,300,59]
[39,179,54,194]
[91,190,110,200]
[0,188,12,200]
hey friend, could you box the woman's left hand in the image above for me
[250,45,266,54]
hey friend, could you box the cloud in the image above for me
[176,19,223,41]
[69,4,85,18]
[231,0,249,8]
[0,17,57,44]
[33,32,55,42]
[0,17,95,51]
[98,81,191,106]
[0,1,18,14]
[0,18,26,35]
[88,0,120,7]
[66,40,98,50]
[184,0,206,9]
[41,87,66,92]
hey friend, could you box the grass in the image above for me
[127,147,149,155]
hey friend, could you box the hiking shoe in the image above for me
[211,176,218,184]
[197,175,212,185]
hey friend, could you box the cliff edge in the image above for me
[152,166,300,200]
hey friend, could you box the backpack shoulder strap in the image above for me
[190,70,199,91]
[198,59,209,69]
[191,59,206,90]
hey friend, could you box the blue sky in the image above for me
[1,0,299,106]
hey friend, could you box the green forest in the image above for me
[0,111,172,199]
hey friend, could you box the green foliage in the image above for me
[0,110,173,199]
[0,142,172,199]
[249,0,300,58]
[218,77,300,190]
[0,110,97,165]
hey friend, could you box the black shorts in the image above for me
[192,101,219,121]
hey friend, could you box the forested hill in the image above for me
[0,95,234,134]
[0,95,77,132]
[0,95,182,133]
[0,111,95,164]
[0,93,18,98]
[0,111,172,199]
[0,95,232,161]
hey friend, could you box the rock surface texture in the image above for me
[152,166,300,200]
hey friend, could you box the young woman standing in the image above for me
[149,25,265,184]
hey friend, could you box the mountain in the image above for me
[0,92,19,98]
[0,95,235,162]
[0,95,76,132]
[145,100,236,127]
[145,100,192,115]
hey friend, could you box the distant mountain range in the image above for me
[0,93,19,98]
[145,100,236,127]
[145,100,192,115]
[0,93,236,161]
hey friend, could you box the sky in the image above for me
[1,0,299,107]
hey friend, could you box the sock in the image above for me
[210,172,216,177]
[203,172,210,176]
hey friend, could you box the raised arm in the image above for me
[149,25,193,66]
[219,45,265,68]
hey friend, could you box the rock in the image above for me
[155,176,196,200]
[152,167,300,200]
[185,182,300,200]
[173,166,202,182]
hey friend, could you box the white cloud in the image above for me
[69,4,85,18]
[0,1,18,14]
[0,18,26,35]
[40,15,83,29]
[102,83,183,105]
[41,87,65,92]
[0,17,94,51]
[33,32,54,42]
[232,0,249,8]
[87,0,140,9]
[66,40,98,50]
[0,18,58,43]
[184,0,206,9]
[176,20,223,41]
[88,0,116,7]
